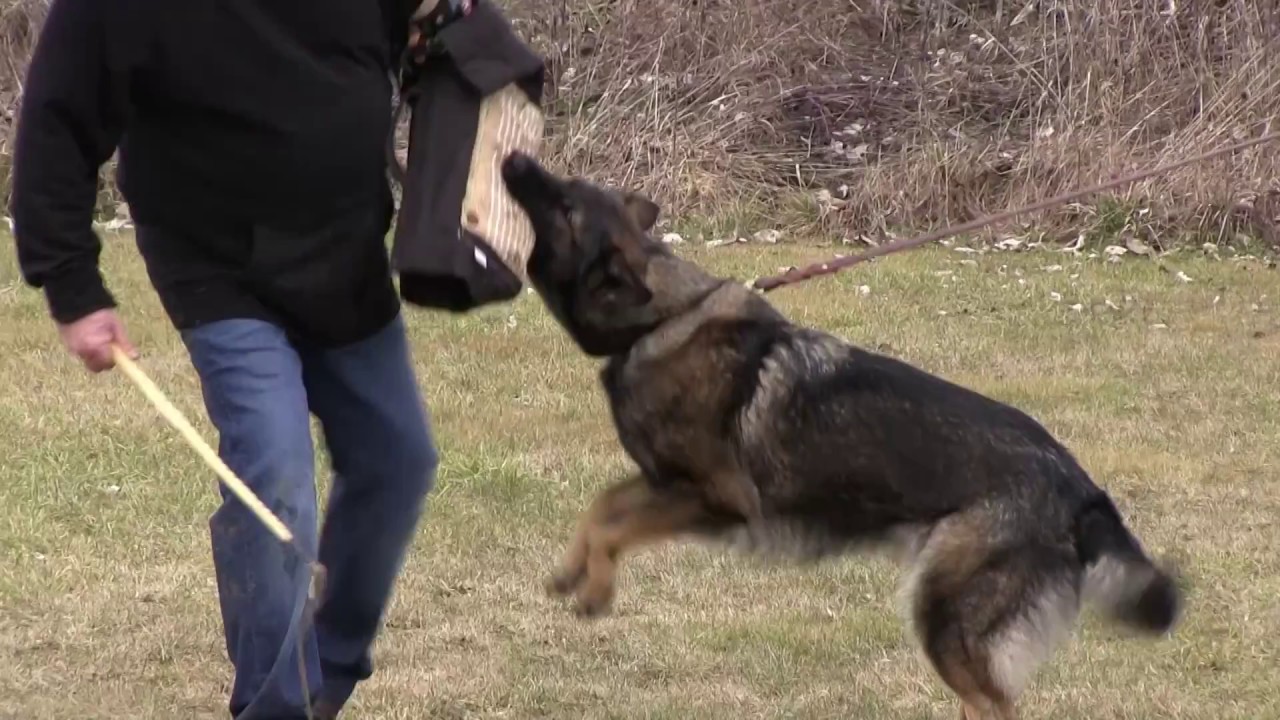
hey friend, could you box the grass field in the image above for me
[2,233,1279,719]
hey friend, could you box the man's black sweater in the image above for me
[11,0,415,344]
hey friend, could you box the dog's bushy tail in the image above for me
[1073,494,1182,635]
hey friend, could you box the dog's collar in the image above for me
[623,276,736,360]
[652,276,733,329]
[689,277,736,311]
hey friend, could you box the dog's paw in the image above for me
[573,585,616,619]
[573,596,614,619]
[544,569,582,597]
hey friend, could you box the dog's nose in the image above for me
[501,151,533,180]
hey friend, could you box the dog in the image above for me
[498,151,1183,720]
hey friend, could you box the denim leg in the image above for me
[299,313,438,712]
[181,319,324,720]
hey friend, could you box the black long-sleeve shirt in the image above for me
[11,0,415,343]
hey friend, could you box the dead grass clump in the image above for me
[0,0,122,216]
[0,0,46,201]
[0,0,1277,245]
[507,0,1280,245]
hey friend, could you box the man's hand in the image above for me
[57,308,138,373]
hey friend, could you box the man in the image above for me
[10,1,438,718]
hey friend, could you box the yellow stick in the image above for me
[109,345,295,545]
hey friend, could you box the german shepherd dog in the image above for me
[498,151,1183,720]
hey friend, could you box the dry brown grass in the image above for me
[507,0,1280,246]
[1,1,1278,247]
[3,234,1280,718]
[0,0,45,201]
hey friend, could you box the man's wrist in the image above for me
[42,264,117,325]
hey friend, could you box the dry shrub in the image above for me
[0,0,1277,246]
[0,0,47,201]
[0,0,122,215]
[508,0,1280,246]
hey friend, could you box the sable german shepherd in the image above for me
[499,151,1183,720]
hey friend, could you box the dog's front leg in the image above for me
[708,466,764,526]
[545,473,651,598]
[573,485,710,618]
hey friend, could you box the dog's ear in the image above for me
[620,191,660,233]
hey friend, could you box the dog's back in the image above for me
[645,302,1181,718]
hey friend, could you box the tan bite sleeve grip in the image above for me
[460,82,545,280]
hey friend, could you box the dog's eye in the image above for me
[562,203,585,232]
[599,269,625,289]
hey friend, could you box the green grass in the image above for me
[2,233,1279,719]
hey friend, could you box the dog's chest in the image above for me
[599,355,715,484]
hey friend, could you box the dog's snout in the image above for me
[501,151,533,182]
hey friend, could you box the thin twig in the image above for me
[110,344,327,718]
[111,345,295,543]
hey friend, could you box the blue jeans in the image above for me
[180,313,438,719]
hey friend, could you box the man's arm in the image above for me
[11,0,130,325]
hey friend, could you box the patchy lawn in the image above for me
[2,233,1278,719]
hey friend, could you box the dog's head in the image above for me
[501,151,668,357]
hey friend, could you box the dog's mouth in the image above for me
[500,151,572,288]
[500,151,560,217]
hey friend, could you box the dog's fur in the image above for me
[499,152,1184,720]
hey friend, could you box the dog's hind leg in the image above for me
[573,484,713,617]
[904,512,1082,720]
[546,474,651,597]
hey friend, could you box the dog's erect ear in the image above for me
[620,191,660,233]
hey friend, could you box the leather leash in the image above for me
[750,130,1280,292]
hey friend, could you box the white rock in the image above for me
[1125,236,1152,256]
[707,237,744,248]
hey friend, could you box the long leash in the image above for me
[750,130,1280,292]
[109,345,327,719]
